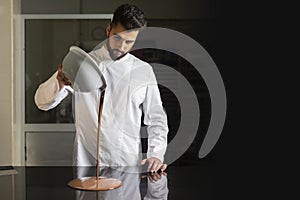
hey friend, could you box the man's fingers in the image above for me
[161,171,167,176]
[141,158,167,173]
[148,174,154,182]
[147,159,155,172]
[161,164,167,172]
[154,173,161,180]
[63,76,71,85]
[152,161,161,173]
[151,173,161,181]
[141,159,147,165]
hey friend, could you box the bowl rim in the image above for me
[69,46,98,68]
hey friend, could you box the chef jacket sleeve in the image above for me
[143,68,169,163]
[34,71,71,111]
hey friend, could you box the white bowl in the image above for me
[62,46,106,92]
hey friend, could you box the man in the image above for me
[35,4,168,173]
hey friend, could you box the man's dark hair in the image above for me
[111,3,148,30]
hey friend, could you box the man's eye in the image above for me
[126,41,134,44]
[113,35,121,41]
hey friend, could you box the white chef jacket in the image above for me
[34,46,168,167]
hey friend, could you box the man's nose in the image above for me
[117,40,126,51]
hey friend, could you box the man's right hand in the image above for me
[57,64,72,90]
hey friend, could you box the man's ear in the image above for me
[106,23,111,37]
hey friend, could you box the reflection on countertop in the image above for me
[0,162,214,200]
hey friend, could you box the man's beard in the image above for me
[106,39,128,61]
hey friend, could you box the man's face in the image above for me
[106,22,139,60]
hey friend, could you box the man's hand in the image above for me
[141,157,167,173]
[141,170,167,182]
[57,64,72,90]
